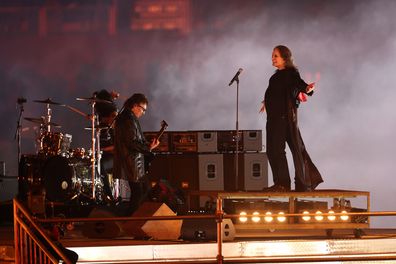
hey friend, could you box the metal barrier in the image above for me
[13,194,396,264]
[13,198,74,264]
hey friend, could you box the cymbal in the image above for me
[24,117,61,128]
[84,124,110,130]
[33,98,64,105]
[76,97,112,104]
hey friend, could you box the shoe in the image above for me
[262,184,291,192]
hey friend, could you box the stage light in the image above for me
[264,212,273,223]
[181,182,189,189]
[340,210,349,221]
[327,210,336,221]
[277,211,286,222]
[302,211,311,221]
[315,211,324,221]
[252,211,261,223]
[239,212,248,223]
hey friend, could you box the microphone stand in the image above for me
[14,102,25,168]
[230,77,240,191]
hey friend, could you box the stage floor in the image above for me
[61,228,396,263]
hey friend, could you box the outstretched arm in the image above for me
[259,101,266,113]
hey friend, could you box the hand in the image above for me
[259,102,266,113]
[306,82,315,93]
[149,138,160,151]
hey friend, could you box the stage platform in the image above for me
[3,224,396,263]
[6,189,396,263]
[60,228,396,263]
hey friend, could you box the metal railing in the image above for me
[13,198,74,264]
[13,194,396,264]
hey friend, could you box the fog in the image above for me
[1,0,396,227]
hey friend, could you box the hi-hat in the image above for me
[76,97,112,104]
[24,117,61,128]
[33,98,64,105]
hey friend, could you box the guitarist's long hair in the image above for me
[124,93,148,109]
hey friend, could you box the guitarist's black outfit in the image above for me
[113,109,152,213]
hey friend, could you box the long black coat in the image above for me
[113,109,151,182]
[264,68,323,191]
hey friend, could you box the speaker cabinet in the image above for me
[242,130,262,151]
[197,131,217,152]
[198,154,223,207]
[122,202,182,240]
[180,218,235,241]
[224,152,268,191]
[82,207,123,239]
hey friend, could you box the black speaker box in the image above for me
[82,207,123,239]
[180,218,235,241]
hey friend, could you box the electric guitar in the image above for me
[145,120,168,171]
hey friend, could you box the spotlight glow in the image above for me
[327,210,336,221]
[315,211,324,221]
[264,211,273,222]
[277,211,286,222]
[252,211,261,223]
[302,211,311,221]
[239,211,248,223]
[340,210,349,221]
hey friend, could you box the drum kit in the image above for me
[18,96,117,204]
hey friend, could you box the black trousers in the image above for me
[266,117,302,189]
[128,178,149,214]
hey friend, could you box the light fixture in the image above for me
[239,212,248,223]
[252,211,261,223]
[277,211,286,222]
[302,211,311,221]
[264,211,273,223]
[315,210,324,221]
[327,210,336,221]
[340,210,349,221]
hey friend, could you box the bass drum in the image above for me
[42,156,77,202]
[18,154,46,200]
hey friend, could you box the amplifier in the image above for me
[197,131,217,152]
[144,131,170,152]
[217,130,243,152]
[242,130,262,151]
[171,132,198,152]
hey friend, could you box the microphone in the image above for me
[17,97,27,104]
[228,68,243,86]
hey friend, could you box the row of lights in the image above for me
[238,210,350,223]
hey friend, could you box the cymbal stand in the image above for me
[45,103,52,132]
[14,100,25,165]
[89,100,97,200]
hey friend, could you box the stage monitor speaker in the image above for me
[122,202,182,240]
[180,218,235,241]
[82,207,123,239]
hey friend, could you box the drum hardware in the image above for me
[24,117,61,128]
[76,94,110,200]
[63,104,91,120]
[33,98,64,106]
[33,98,64,132]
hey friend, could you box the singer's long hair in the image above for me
[274,45,297,69]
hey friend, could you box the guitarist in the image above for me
[113,93,160,214]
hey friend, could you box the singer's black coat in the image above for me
[264,68,323,191]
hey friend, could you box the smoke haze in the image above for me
[1,0,396,226]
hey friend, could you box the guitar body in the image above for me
[145,120,168,173]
